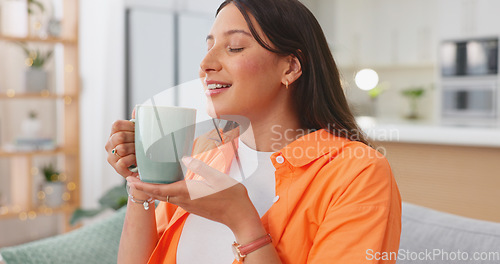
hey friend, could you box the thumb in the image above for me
[182,156,237,192]
[131,107,136,119]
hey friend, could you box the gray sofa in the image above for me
[1,203,500,263]
[399,203,500,264]
[0,207,126,264]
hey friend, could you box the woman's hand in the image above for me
[126,156,265,238]
[105,112,138,179]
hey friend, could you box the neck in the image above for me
[239,108,304,152]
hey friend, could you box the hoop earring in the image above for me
[285,81,289,89]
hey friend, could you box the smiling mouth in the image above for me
[207,84,232,90]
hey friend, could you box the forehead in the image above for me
[209,3,259,38]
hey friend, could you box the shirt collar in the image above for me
[214,127,353,168]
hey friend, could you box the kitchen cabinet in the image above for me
[437,0,500,39]
[328,0,437,69]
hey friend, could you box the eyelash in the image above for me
[228,47,244,53]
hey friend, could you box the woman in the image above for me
[105,0,401,263]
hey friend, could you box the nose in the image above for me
[200,48,222,75]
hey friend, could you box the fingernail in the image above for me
[182,156,193,165]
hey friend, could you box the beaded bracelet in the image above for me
[126,183,155,210]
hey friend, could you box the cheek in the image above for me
[233,55,262,75]
[233,54,278,82]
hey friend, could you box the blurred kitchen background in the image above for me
[0,0,499,248]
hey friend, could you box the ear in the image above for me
[281,54,302,87]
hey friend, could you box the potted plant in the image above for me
[17,42,53,93]
[401,86,425,119]
[366,85,386,117]
[21,110,42,139]
[42,163,64,208]
[0,0,28,37]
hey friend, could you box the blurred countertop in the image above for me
[356,116,500,148]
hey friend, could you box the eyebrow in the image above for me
[206,29,252,41]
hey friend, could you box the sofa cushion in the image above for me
[398,202,500,264]
[0,207,125,264]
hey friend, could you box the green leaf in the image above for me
[42,163,60,182]
[28,0,45,13]
[368,85,385,99]
[15,42,30,56]
[98,185,128,210]
[70,208,105,226]
[70,183,128,225]
[401,87,425,98]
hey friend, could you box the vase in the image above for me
[44,181,64,208]
[405,98,420,120]
[21,116,41,138]
[0,0,28,37]
[25,68,48,92]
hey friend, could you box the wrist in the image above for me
[127,183,152,200]
[232,233,273,262]
[231,214,267,245]
[126,183,155,210]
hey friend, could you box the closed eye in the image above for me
[228,47,244,53]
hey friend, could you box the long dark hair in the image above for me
[217,0,369,146]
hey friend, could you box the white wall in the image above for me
[79,0,126,209]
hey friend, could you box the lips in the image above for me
[207,83,232,90]
[205,80,232,96]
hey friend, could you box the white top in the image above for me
[177,138,276,263]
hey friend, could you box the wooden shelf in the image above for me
[0,35,76,45]
[0,0,80,237]
[0,148,77,157]
[0,204,77,220]
[0,92,77,100]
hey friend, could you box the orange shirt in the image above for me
[148,129,401,264]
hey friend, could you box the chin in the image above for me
[205,100,219,119]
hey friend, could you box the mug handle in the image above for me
[128,165,138,173]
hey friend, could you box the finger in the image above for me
[185,179,218,200]
[182,156,224,183]
[112,143,135,157]
[114,154,138,178]
[128,178,185,202]
[131,107,136,119]
[109,131,135,147]
[110,120,135,136]
[104,137,114,152]
[182,156,238,192]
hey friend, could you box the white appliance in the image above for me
[439,37,499,126]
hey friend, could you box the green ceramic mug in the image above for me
[134,105,197,184]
